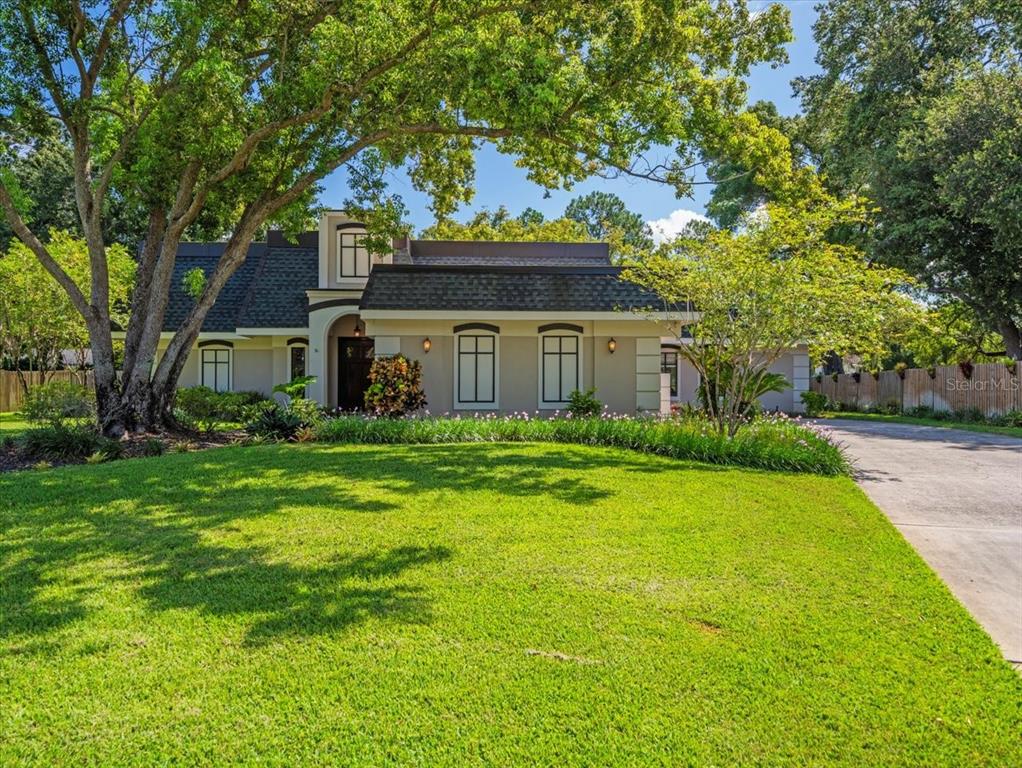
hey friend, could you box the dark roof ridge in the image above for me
[411,238,601,246]
[371,263,623,275]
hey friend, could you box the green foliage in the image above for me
[797,0,1022,356]
[421,206,590,243]
[245,405,304,442]
[142,438,166,457]
[0,127,148,251]
[272,375,317,399]
[566,388,602,418]
[316,413,849,476]
[19,381,94,427]
[17,424,121,462]
[364,355,427,417]
[174,387,267,433]
[0,233,134,376]
[564,192,652,250]
[625,201,919,436]
[890,302,1009,369]
[182,268,207,301]
[0,0,804,433]
[703,101,805,230]
[287,398,324,428]
[800,391,828,418]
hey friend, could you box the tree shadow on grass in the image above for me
[0,442,708,648]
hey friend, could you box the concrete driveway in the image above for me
[818,419,1022,663]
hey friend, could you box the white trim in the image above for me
[537,329,583,408]
[235,327,309,336]
[453,330,500,410]
[306,289,363,301]
[199,345,233,392]
[336,229,371,281]
[361,309,686,322]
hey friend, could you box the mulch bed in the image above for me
[0,428,246,474]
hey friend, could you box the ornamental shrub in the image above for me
[314,413,850,476]
[566,388,602,417]
[20,381,94,427]
[175,387,269,432]
[799,390,828,417]
[246,404,304,440]
[18,424,121,462]
[364,355,427,416]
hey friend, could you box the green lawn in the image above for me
[821,411,1022,439]
[2,444,1019,766]
[0,411,29,436]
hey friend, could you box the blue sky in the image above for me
[319,2,821,237]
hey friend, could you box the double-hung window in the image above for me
[661,350,679,399]
[289,344,307,380]
[337,229,370,279]
[201,347,232,392]
[455,334,497,407]
[540,334,581,406]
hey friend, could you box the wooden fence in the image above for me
[0,370,95,413]
[810,363,1021,416]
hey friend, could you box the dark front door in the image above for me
[338,337,375,410]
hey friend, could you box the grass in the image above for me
[2,444,1019,766]
[821,411,1022,439]
[0,411,30,436]
[315,412,849,475]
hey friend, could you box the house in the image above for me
[158,211,810,414]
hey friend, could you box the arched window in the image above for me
[199,343,232,392]
[453,324,499,409]
[336,223,370,279]
[538,325,583,408]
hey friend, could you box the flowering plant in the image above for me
[364,355,427,416]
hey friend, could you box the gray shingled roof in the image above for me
[359,265,663,312]
[163,242,317,331]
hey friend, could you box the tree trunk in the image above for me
[999,319,1021,360]
[96,372,178,437]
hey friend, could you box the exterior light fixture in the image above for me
[423,337,432,354]
[353,320,362,338]
[608,338,617,354]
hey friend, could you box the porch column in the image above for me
[635,337,661,412]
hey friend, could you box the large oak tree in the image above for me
[795,0,1022,358]
[0,0,799,435]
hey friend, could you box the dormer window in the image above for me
[336,223,371,279]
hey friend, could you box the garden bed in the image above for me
[316,412,849,475]
[1,412,849,476]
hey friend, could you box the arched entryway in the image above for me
[327,314,373,410]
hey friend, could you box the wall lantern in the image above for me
[608,338,617,354]
[353,319,363,338]
[423,337,432,354]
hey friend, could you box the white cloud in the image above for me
[646,209,710,244]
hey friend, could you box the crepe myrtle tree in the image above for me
[0,0,801,436]
[623,199,919,437]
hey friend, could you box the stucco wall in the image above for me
[233,349,274,394]
[317,211,393,290]
[368,318,655,414]
[400,334,453,413]
[159,336,300,397]
[593,335,635,414]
